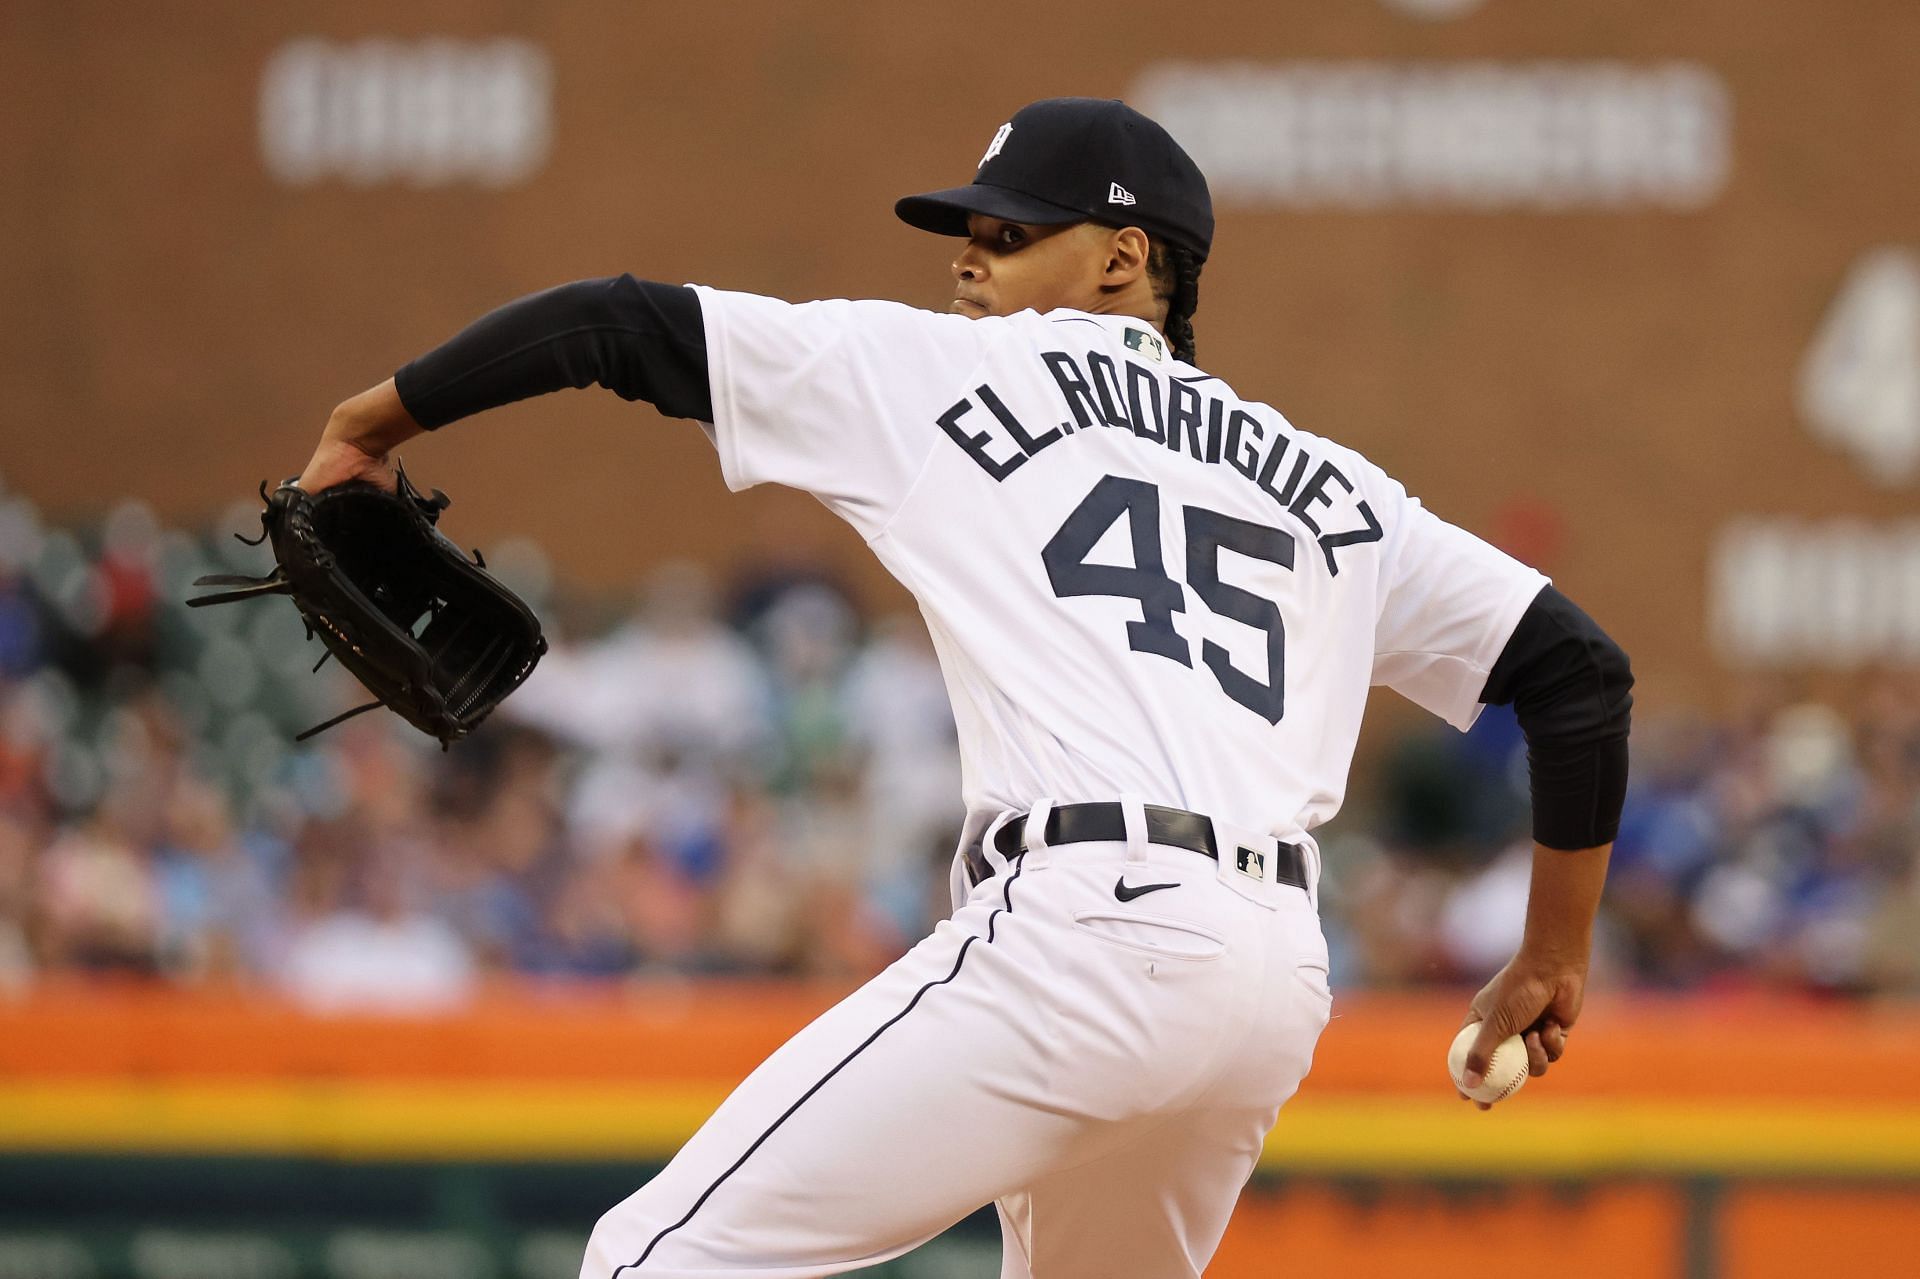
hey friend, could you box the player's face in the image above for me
[950,215,1119,318]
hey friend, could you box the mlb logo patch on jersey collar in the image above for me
[1125,327,1165,363]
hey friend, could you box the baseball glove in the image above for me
[187,465,547,747]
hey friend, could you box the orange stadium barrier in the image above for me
[6,985,1919,1278]
[7,982,1920,1095]
[6,984,1920,1166]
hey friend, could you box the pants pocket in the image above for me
[1070,910,1228,962]
[1291,960,1334,1008]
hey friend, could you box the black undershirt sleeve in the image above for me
[393,275,713,428]
[1479,585,1634,851]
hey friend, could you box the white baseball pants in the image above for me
[580,800,1332,1279]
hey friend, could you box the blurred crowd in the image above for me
[1325,686,1920,998]
[1,487,1918,1006]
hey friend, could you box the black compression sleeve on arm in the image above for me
[1480,585,1634,850]
[393,276,713,428]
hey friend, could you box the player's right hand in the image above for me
[1455,952,1587,1109]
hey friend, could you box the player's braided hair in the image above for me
[1149,240,1203,365]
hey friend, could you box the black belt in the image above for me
[969,802,1308,891]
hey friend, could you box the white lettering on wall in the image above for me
[1379,0,1488,20]
[260,38,551,188]
[1798,248,1920,486]
[1711,520,1920,667]
[1132,61,1731,210]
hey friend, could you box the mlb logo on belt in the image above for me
[1235,846,1266,879]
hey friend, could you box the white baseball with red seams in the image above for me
[1449,1024,1531,1104]
[579,293,1547,1278]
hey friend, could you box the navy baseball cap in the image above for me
[896,98,1214,262]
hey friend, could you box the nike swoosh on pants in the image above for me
[1113,876,1179,902]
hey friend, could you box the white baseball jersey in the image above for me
[692,287,1548,846]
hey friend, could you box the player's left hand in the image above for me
[1454,951,1586,1110]
[295,377,423,494]
[296,434,398,495]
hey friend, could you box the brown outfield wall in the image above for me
[3,1,1919,707]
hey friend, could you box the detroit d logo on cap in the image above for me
[978,123,1012,169]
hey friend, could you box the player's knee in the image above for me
[585,1172,745,1277]
[578,1211,623,1278]
[577,1230,611,1278]
[580,1192,672,1278]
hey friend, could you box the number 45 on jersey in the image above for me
[1043,475,1293,725]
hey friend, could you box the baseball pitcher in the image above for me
[295,98,1632,1278]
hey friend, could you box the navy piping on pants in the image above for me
[611,861,1026,1275]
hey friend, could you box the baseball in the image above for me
[1448,1024,1529,1104]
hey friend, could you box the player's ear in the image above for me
[1102,226,1152,288]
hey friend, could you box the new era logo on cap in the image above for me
[1108,182,1136,206]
